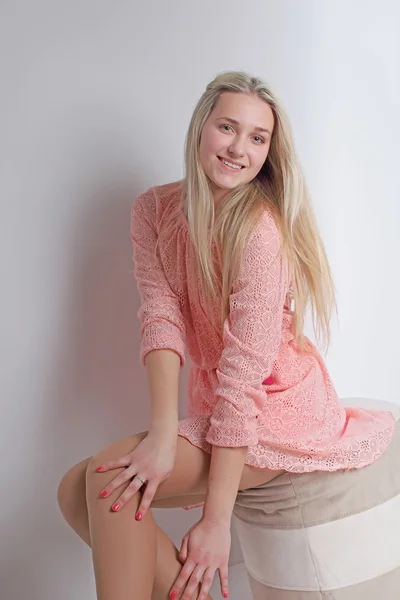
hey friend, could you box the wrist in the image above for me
[202,492,233,526]
[201,508,231,527]
[148,422,178,442]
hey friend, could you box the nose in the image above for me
[228,136,246,157]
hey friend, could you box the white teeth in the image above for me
[221,158,242,170]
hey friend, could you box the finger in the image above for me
[170,559,195,599]
[135,483,158,520]
[98,467,136,500]
[179,536,188,563]
[181,565,206,600]
[198,566,216,600]
[219,563,229,598]
[95,455,132,472]
[110,479,144,511]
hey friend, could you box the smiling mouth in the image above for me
[217,156,245,170]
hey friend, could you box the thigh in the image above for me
[58,448,205,513]
[89,430,284,503]
[154,436,284,500]
[151,494,207,509]
[88,431,211,498]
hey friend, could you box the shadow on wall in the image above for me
[49,179,152,454]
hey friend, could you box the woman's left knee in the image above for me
[57,457,91,523]
[85,432,147,496]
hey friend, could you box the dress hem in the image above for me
[177,413,397,474]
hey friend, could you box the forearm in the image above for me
[203,445,248,524]
[144,349,181,437]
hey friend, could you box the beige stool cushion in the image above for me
[233,397,400,599]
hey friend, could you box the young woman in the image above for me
[57,71,396,600]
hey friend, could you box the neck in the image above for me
[211,184,229,206]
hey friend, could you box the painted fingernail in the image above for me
[100,490,108,498]
[111,503,120,511]
[135,512,143,521]
[96,466,103,471]
[223,594,229,598]
[169,593,177,599]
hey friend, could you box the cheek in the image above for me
[199,133,213,162]
[250,148,270,172]
[199,138,219,177]
[201,128,225,156]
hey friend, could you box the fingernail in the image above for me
[135,512,143,521]
[96,466,103,471]
[100,490,108,498]
[169,593,177,599]
[112,503,120,511]
[223,594,229,598]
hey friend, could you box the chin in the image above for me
[212,171,242,187]
[212,180,237,193]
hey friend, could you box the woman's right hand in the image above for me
[95,431,177,519]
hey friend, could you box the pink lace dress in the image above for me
[130,181,395,480]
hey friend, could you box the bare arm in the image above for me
[146,350,247,523]
[147,349,247,523]
[203,446,248,524]
[145,348,181,439]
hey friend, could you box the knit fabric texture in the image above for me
[130,181,395,472]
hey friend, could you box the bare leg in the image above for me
[58,432,283,600]
[58,456,211,600]
[85,456,156,598]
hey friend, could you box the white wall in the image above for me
[1,1,399,599]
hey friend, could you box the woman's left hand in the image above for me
[169,517,231,600]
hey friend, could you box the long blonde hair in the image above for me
[182,70,337,353]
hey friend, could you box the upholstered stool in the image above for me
[232,397,400,599]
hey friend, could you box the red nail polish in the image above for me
[100,490,108,498]
[135,512,142,521]
[169,593,177,599]
[223,594,229,598]
[96,466,103,471]
[112,503,120,511]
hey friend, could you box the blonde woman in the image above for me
[57,71,396,600]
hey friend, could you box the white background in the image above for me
[1,1,399,599]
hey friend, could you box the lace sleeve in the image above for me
[206,210,289,447]
[130,188,186,367]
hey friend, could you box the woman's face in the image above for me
[199,92,275,202]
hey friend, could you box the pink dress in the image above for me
[130,181,395,474]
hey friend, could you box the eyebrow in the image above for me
[216,116,272,136]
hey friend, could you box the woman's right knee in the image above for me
[57,457,91,522]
